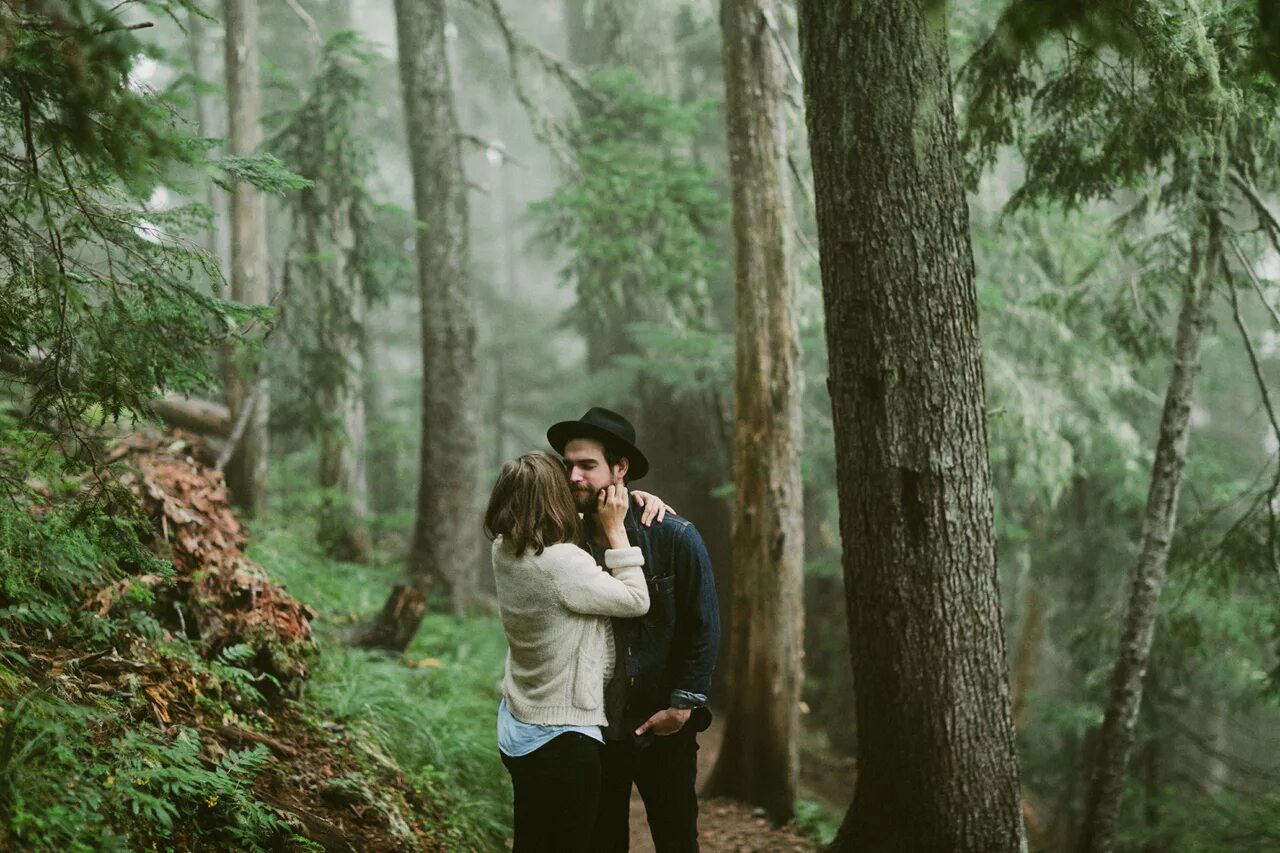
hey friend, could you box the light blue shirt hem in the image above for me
[497,697,603,758]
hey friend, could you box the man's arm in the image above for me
[636,521,720,736]
[668,522,719,700]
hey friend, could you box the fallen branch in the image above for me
[215,379,262,471]
[216,724,299,759]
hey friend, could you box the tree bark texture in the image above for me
[703,0,803,824]
[797,2,1025,849]
[1077,213,1221,853]
[360,0,479,643]
[223,0,270,517]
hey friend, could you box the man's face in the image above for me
[563,438,629,512]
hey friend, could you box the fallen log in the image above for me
[149,395,231,437]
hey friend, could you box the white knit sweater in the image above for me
[492,538,649,727]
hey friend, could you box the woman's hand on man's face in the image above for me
[596,484,630,530]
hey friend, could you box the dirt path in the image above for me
[626,719,825,852]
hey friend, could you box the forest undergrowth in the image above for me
[0,429,509,852]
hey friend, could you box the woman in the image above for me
[485,451,650,852]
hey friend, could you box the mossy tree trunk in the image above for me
[797,0,1025,848]
[702,0,803,824]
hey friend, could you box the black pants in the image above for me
[501,732,601,853]
[591,728,700,852]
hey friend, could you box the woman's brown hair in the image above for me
[484,451,583,556]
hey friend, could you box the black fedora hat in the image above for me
[547,407,650,482]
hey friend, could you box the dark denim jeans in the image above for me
[591,726,700,852]
[501,732,601,853]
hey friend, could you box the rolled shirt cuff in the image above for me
[670,689,708,710]
[604,545,644,571]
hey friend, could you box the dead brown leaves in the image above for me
[106,430,316,696]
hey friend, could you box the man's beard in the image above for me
[572,486,596,513]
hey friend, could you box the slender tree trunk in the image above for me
[1202,697,1229,795]
[355,0,478,647]
[223,0,270,516]
[797,1,1025,848]
[1077,208,1222,853]
[702,0,803,823]
[360,305,395,515]
[1010,545,1045,731]
[186,2,228,270]
[333,0,352,29]
[563,0,601,67]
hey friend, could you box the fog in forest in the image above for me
[1,1,1277,851]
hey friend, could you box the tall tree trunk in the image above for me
[1202,696,1229,795]
[223,0,270,516]
[1077,208,1222,853]
[311,189,370,562]
[702,0,803,823]
[361,304,396,515]
[355,0,478,647]
[563,0,602,67]
[797,1,1025,849]
[186,1,228,270]
[1010,541,1045,731]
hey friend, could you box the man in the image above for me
[547,406,720,852]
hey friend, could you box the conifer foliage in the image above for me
[961,3,1280,849]
[0,1,246,433]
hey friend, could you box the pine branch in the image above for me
[1229,238,1280,328]
[94,21,154,35]
[760,5,802,109]
[215,379,264,472]
[1229,167,1280,256]
[462,0,599,167]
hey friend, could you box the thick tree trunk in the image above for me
[702,0,803,823]
[797,2,1025,849]
[223,0,270,516]
[1077,212,1221,853]
[357,0,478,646]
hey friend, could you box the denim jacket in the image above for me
[597,507,720,745]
